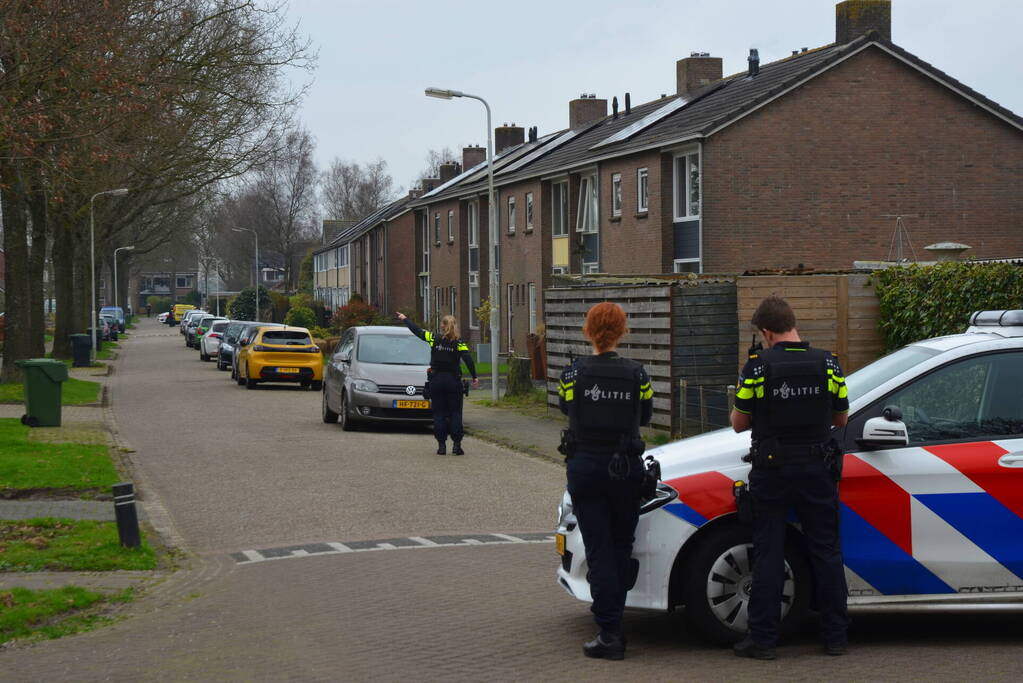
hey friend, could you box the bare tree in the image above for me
[414,146,459,187]
[320,158,395,222]
[244,127,319,291]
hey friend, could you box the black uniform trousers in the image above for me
[748,456,849,648]
[567,449,644,637]
[429,372,464,443]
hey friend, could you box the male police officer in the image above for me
[729,295,849,660]
[558,302,654,660]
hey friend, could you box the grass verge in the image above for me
[0,586,134,644]
[0,418,118,492]
[0,519,156,571]
[0,376,101,405]
[474,388,553,419]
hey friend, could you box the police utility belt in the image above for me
[748,437,833,467]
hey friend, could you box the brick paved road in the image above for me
[3,319,1021,680]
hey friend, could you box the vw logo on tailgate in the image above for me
[405,386,417,396]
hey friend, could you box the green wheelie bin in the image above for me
[15,358,68,427]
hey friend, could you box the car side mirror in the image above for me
[857,405,909,450]
[239,339,249,346]
[337,353,349,363]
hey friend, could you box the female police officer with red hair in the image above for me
[558,302,653,660]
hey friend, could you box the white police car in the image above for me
[555,310,1023,643]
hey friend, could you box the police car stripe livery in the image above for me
[661,439,1023,596]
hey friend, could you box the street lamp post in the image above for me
[425,87,500,401]
[90,188,129,363]
[232,227,260,320]
[113,245,135,323]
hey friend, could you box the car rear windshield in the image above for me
[262,331,312,345]
[357,334,431,365]
[211,321,229,332]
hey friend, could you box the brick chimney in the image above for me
[495,124,525,154]
[676,52,722,96]
[462,145,486,170]
[836,0,891,43]
[422,177,440,193]
[569,94,607,129]
[438,161,461,182]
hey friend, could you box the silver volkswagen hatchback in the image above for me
[322,326,432,430]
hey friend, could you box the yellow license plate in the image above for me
[394,400,429,409]
[278,367,300,373]
[555,533,566,556]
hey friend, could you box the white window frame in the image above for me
[525,192,534,231]
[507,196,516,234]
[447,209,454,242]
[433,213,440,245]
[338,245,349,267]
[637,168,649,213]
[552,181,569,237]
[576,173,598,234]
[673,259,701,273]
[611,173,622,217]
[507,283,515,350]
[673,148,701,221]
[468,201,479,248]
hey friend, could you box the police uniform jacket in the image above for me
[734,341,848,444]
[558,352,654,452]
[404,320,477,379]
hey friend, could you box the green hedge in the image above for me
[874,262,1023,352]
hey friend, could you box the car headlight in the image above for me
[556,490,574,527]
[351,378,379,393]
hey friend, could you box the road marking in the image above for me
[231,533,553,565]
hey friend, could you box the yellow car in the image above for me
[236,326,323,390]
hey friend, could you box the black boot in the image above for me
[733,637,776,660]
[436,440,446,455]
[582,633,625,660]
[451,441,465,455]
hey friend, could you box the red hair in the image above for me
[583,302,629,353]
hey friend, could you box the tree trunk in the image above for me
[506,356,533,396]
[27,181,48,358]
[74,231,92,336]
[0,162,32,382]
[52,218,77,358]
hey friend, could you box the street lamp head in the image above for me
[109,188,129,196]
[124,245,135,251]
[232,227,248,233]
[425,87,462,100]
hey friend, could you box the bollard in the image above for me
[112,482,141,548]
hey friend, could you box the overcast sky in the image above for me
[283,0,1023,195]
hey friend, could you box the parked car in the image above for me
[180,308,203,335]
[322,325,432,430]
[555,309,1023,644]
[157,311,170,323]
[236,325,323,390]
[170,303,194,326]
[218,321,249,372]
[95,316,112,341]
[184,312,209,347]
[231,322,286,380]
[99,313,119,340]
[199,319,231,362]
[192,315,227,350]
[100,306,126,332]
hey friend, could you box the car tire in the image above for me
[322,387,339,423]
[680,523,810,645]
[200,350,209,362]
[217,357,225,370]
[339,392,356,431]
[310,380,323,391]
[236,364,245,386]
[246,376,258,389]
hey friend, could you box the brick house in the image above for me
[328,0,1023,354]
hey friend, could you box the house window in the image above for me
[468,200,480,329]
[674,151,701,220]
[469,272,480,330]
[420,215,430,273]
[528,283,537,333]
[525,192,534,230]
[449,286,457,316]
[552,181,569,237]
[176,276,191,289]
[611,173,622,217]
[674,259,700,273]
[637,168,649,212]
[507,283,515,351]
[338,245,349,267]
[447,210,454,242]
[576,174,598,234]
[433,213,440,245]
[507,196,516,234]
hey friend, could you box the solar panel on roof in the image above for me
[498,130,581,176]
[590,96,692,150]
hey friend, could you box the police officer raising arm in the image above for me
[558,302,654,661]
[729,295,849,660]
[397,312,479,455]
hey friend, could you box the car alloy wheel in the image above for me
[322,386,339,423]
[681,524,808,644]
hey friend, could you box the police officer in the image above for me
[729,295,849,660]
[397,312,479,455]
[559,302,653,660]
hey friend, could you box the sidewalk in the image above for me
[463,395,567,463]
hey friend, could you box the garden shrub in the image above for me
[284,306,316,328]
